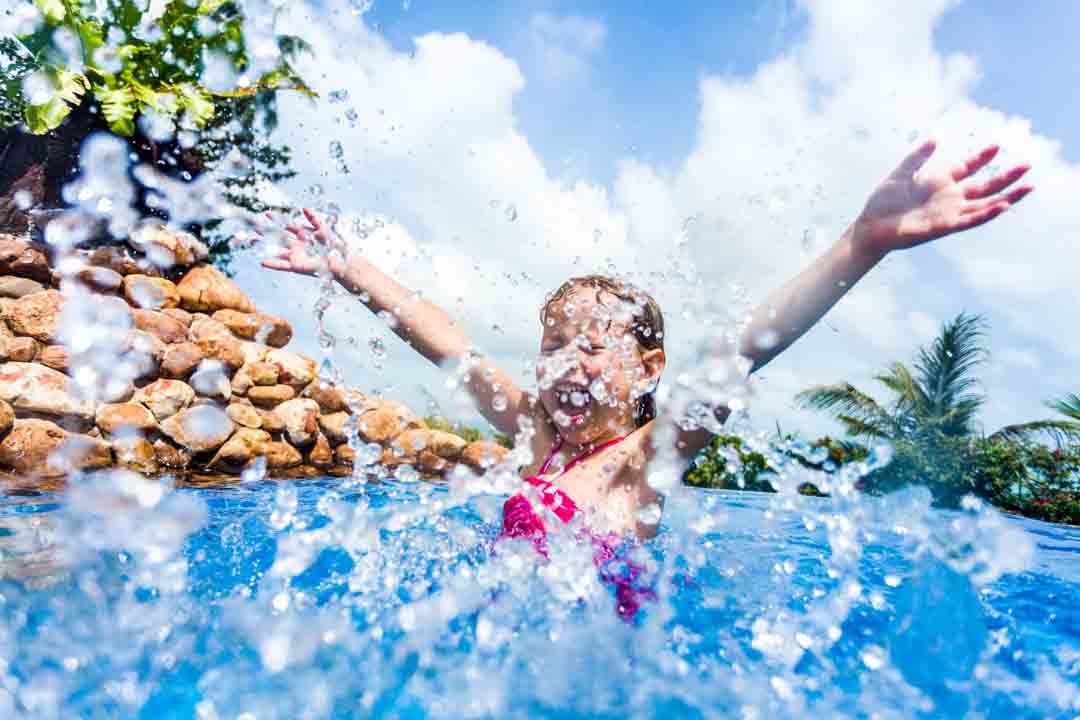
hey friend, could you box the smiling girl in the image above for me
[262,140,1030,547]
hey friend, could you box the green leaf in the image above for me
[97,85,136,135]
[25,96,72,131]
[198,0,230,14]
[177,84,215,126]
[22,69,87,133]
[34,0,66,23]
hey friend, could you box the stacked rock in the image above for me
[0,227,508,486]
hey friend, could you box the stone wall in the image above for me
[0,229,507,487]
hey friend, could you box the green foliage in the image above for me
[2,0,313,135]
[682,433,852,495]
[798,312,1080,523]
[797,313,989,442]
[1,0,314,270]
[423,416,487,445]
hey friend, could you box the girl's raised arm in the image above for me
[261,208,530,436]
[668,140,1031,460]
[740,140,1031,373]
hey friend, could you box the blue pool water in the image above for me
[0,473,1077,718]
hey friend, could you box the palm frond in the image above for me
[990,420,1080,447]
[1048,393,1080,423]
[796,383,896,437]
[914,312,987,435]
[875,361,929,418]
[835,414,892,439]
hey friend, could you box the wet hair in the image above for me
[540,275,665,427]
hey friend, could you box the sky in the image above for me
[232,0,1080,439]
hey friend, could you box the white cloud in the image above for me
[528,12,606,79]
[245,0,1079,437]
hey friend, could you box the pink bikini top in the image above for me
[497,435,655,621]
[499,435,625,538]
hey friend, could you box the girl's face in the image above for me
[536,287,664,446]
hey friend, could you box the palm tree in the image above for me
[992,393,1080,447]
[797,313,1080,446]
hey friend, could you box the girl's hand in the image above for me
[260,208,347,276]
[853,140,1033,258]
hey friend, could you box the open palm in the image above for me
[260,208,345,276]
[855,140,1032,256]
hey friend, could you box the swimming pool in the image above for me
[0,471,1077,718]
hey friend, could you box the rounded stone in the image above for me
[0,362,95,420]
[264,349,317,388]
[132,379,195,421]
[2,289,63,342]
[4,336,40,362]
[275,398,320,447]
[226,402,262,429]
[112,435,158,473]
[153,438,191,469]
[0,399,13,438]
[95,402,158,436]
[132,309,189,344]
[122,274,180,310]
[37,344,67,371]
[161,342,205,378]
[264,441,302,469]
[247,384,296,407]
[212,309,293,348]
[0,275,45,298]
[195,335,244,371]
[0,237,51,283]
[74,265,123,293]
[460,441,510,472]
[160,404,234,453]
[318,411,352,445]
[0,418,68,477]
[176,265,255,313]
[307,432,334,468]
[209,428,271,470]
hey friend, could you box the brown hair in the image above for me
[540,275,665,427]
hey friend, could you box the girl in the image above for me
[262,140,1030,544]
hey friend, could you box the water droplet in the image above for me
[505,204,518,222]
[491,394,508,412]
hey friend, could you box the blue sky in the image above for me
[248,0,1080,436]
[363,0,1079,176]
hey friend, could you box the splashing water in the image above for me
[3,5,1077,718]
[1,466,1077,718]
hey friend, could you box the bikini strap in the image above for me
[538,438,564,475]
[537,435,626,477]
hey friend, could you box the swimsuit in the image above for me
[497,436,655,620]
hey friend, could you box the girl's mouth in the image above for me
[555,384,592,421]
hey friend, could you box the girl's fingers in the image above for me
[950,144,999,182]
[954,202,1009,232]
[1003,184,1033,205]
[963,164,1030,199]
[302,207,322,230]
[895,138,938,178]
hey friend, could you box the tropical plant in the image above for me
[1,0,314,267]
[992,393,1080,447]
[797,313,993,442]
[797,312,1080,510]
